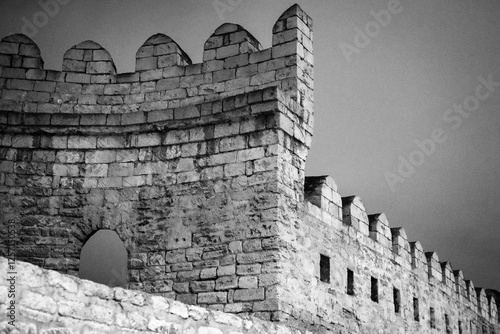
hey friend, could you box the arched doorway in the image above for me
[79,229,128,287]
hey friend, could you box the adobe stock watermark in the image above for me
[5,219,18,327]
[339,0,406,64]
[385,74,500,192]
[213,0,243,21]
[5,0,72,39]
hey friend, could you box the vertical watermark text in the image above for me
[6,219,17,327]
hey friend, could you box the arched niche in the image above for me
[79,229,128,287]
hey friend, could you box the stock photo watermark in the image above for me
[5,220,17,327]
[339,0,406,64]
[385,74,500,192]
[5,0,72,39]
[213,0,243,21]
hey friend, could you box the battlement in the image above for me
[301,169,499,332]
[0,4,313,129]
[0,4,498,334]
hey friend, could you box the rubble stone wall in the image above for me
[0,257,304,334]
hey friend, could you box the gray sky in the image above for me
[1,0,498,292]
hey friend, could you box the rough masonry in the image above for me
[0,4,498,334]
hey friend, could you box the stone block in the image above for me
[224,162,246,178]
[0,42,19,54]
[96,177,123,188]
[87,61,115,74]
[250,72,276,86]
[9,79,34,91]
[82,84,104,95]
[216,276,238,290]
[84,164,108,177]
[114,149,138,163]
[0,54,11,67]
[55,151,83,164]
[157,77,180,91]
[164,130,189,145]
[249,49,272,64]
[200,166,223,180]
[239,276,258,289]
[214,122,239,138]
[62,59,86,72]
[237,264,262,276]
[237,148,265,162]
[97,95,123,105]
[200,267,218,280]
[67,136,97,149]
[46,70,65,82]
[0,161,14,173]
[123,175,146,187]
[11,135,34,148]
[219,136,246,153]
[233,287,265,302]
[225,77,250,91]
[213,69,236,83]
[108,163,134,177]
[216,44,240,59]
[66,73,91,84]
[96,136,126,149]
[56,82,83,94]
[104,83,131,95]
[26,91,49,103]
[85,150,116,164]
[2,89,27,101]
[253,157,277,172]
[174,106,200,119]
[25,69,46,80]
[243,239,262,253]
[191,280,216,293]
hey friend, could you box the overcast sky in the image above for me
[1,0,498,292]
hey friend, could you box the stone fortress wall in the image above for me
[0,4,498,333]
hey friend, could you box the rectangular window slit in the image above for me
[347,269,354,295]
[413,297,420,321]
[320,254,330,283]
[430,307,436,329]
[445,314,451,333]
[371,276,378,302]
[393,287,400,314]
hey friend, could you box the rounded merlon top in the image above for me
[142,33,174,46]
[62,40,116,74]
[2,33,37,44]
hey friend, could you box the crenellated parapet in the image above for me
[0,4,313,132]
[298,153,498,332]
[301,177,499,332]
[301,164,498,332]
